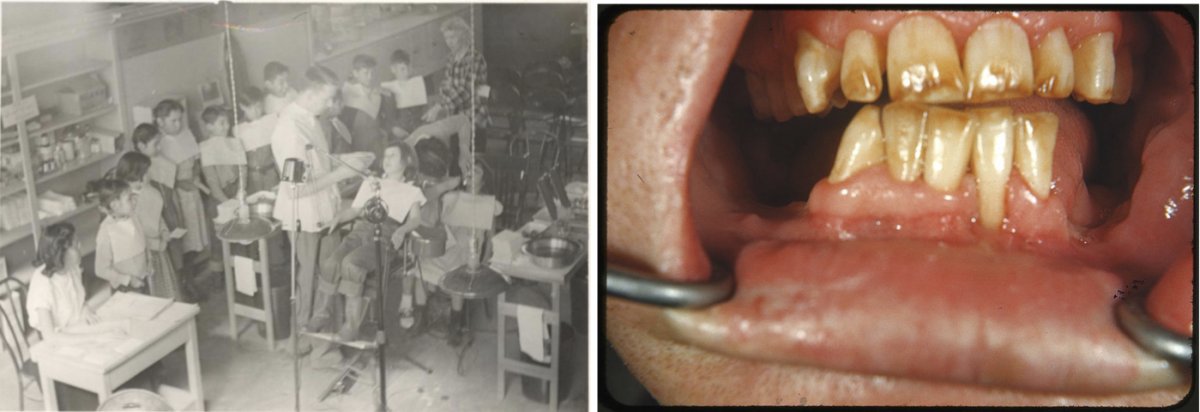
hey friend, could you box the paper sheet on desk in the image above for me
[234,256,258,295]
[518,305,550,363]
[98,292,173,321]
[490,230,523,265]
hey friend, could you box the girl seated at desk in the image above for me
[310,143,425,343]
[26,223,126,338]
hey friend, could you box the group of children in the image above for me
[27,41,502,357]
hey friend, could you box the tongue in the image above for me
[664,239,1186,393]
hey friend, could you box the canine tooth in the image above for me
[829,105,886,183]
[971,107,1015,229]
[767,74,793,122]
[882,102,928,182]
[923,106,975,191]
[1034,28,1074,98]
[1112,46,1133,104]
[795,31,842,113]
[887,15,965,104]
[745,71,771,120]
[782,62,809,116]
[1015,112,1058,199]
[840,30,884,102]
[1072,32,1115,104]
[963,19,1034,103]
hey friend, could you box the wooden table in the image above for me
[217,224,283,351]
[30,293,204,411]
[491,219,586,412]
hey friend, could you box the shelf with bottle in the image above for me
[1,102,116,145]
[0,198,98,250]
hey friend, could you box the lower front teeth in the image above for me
[830,103,1057,230]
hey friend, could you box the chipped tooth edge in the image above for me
[887,15,966,104]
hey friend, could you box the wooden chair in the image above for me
[0,277,40,411]
[477,153,532,231]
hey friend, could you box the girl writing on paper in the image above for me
[27,223,127,338]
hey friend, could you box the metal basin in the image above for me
[522,237,580,269]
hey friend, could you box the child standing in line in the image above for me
[131,123,192,301]
[90,179,151,293]
[234,87,280,194]
[342,54,383,120]
[381,49,425,141]
[26,223,127,338]
[108,151,182,300]
[153,99,211,301]
[199,106,247,205]
[263,61,298,115]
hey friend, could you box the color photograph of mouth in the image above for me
[603,7,1195,407]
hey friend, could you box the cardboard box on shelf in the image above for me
[57,74,109,116]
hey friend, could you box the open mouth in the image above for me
[606,9,1194,405]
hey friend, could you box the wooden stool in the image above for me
[218,225,282,351]
[497,293,561,412]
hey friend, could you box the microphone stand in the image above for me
[361,187,390,412]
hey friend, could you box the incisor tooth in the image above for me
[745,71,771,120]
[923,106,975,191]
[795,31,842,113]
[1034,28,1074,98]
[840,30,884,102]
[887,15,965,104]
[1112,46,1133,104]
[1072,32,1115,104]
[882,102,928,182]
[971,107,1015,230]
[1015,112,1058,199]
[963,19,1034,103]
[829,105,886,183]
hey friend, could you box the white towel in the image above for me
[233,256,258,295]
[517,305,549,363]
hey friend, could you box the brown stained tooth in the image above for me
[745,71,772,120]
[840,30,884,103]
[829,105,886,183]
[831,89,849,109]
[963,18,1034,103]
[1014,112,1058,199]
[781,58,809,116]
[1112,46,1133,104]
[766,74,794,122]
[923,106,976,192]
[1034,28,1074,98]
[1072,32,1115,104]
[795,31,843,113]
[882,101,928,182]
[971,107,1015,230]
[887,15,965,104]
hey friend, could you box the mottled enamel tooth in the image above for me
[971,107,1016,230]
[923,106,976,192]
[1072,32,1116,104]
[795,31,843,113]
[766,73,793,122]
[840,30,884,102]
[1033,28,1074,98]
[963,18,1034,103]
[829,105,886,183]
[1014,112,1058,199]
[882,102,928,182]
[887,15,965,104]
[745,71,771,120]
[1112,46,1133,104]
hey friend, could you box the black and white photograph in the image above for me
[0,2,588,411]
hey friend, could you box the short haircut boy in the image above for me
[391,49,411,66]
[352,54,377,70]
[201,105,229,125]
[152,99,184,120]
[304,65,340,91]
[264,61,290,82]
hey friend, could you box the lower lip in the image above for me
[662,239,1185,394]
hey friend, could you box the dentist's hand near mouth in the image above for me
[606,9,1193,406]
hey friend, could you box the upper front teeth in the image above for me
[742,15,1124,115]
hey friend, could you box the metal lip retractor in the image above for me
[1114,292,1193,367]
[606,263,736,309]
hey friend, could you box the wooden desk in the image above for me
[30,294,204,411]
